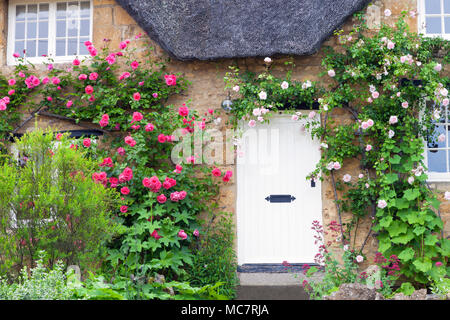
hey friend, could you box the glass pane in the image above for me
[15,22,25,39]
[434,125,446,148]
[68,38,77,55]
[79,37,89,54]
[38,39,48,56]
[80,1,90,18]
[16,5,26,22]
[426,0,441,14]
[15,40,25,56]
[27,5,38,21]
[446,17,450,33]
[56,39,66,56]
[26,40,36,57]
[445,0,450,13]
[428,149,447,172]
[426,17,442,34]
[56,20,66,37]
[80,19,89,36]
[68,20,78,37]
[57,3,67,18]
[39,21,48,38]
[38,4,49,19]
[27,21,37,38]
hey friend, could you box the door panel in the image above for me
[237,115,322,265]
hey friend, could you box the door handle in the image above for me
[265,195,296,203]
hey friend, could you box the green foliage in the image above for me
[0,251,72,300]
[227,11,449,287]
[187,212,239,299]
[0,128,120,277]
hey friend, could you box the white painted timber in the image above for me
[236,114,322,265]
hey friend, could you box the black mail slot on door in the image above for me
[265,195,296,203]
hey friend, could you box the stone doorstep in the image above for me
[238,272,324,286]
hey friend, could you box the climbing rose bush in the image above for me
[226,11,450,287]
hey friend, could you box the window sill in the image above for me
[7,54,92,66]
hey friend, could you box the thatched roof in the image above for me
[116,0,371,60]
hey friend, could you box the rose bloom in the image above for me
[248,120,256,127]
[389,115,398,124]
[377,199,387,209]
[72,59,80,66]
[117,147,125,155]
[223,170,233,182]
[343,174,351,182]
[366,144,372,152]
[356,255,364,263]
[157,134,167,143]
[387,41,395,49]
[145,123,155,132]
[124,136,136,147]
[212,167,221,177]
[8,79,16,86]
[178,229,187,240]
[401,101,409,109]
[157,194,167,204]
[131,111,143,123]
[164,74,177,86]
[445,191,450,200]
[281,81,289,89]
[89,72,98,81]
[120,187,130,195]
[133,92,141,101]
[85,85,94,94]
[333,162,341,170]
[258,91,267,100]
[83,138,91,147]
[384,9,391,17]
[193,229,199,237]
[120,205,128,213]
[435,63,442,72]
[178,106,189,117]
[264,57,272,63]
[328,69,335,77]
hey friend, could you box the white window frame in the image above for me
[421,100,450,182]
[7,0,93,65]
[418,0,450,40]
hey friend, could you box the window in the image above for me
[7,0,92,65]
[423,101,450,181]
[418,0,450,39]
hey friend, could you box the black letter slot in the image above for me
[265,195,296,203]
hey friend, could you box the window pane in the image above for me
[428,149,447,172]
[434,125,446,148]
[79,37,89,54]
[15,40,25,56]
[16,5,26,22]
[68,20,78,37]
[38,4,49,19]
[56,20,66,37]
[426,17,442,34]
[27,21,37,38]
[15,22,25,39]
[426,0,442,14]
[445,17,450,33]
[56,39,66,56]
[39,21,48,38]
[57,3,67,18]
[80,1,90,18]
[26,40,37,57]
[80,19,89,36]
[27,5,38,21]
[68,38,77,55]
[38,39,48,56]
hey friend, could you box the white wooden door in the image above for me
[236,114,322,265]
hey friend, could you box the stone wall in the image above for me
[1,0,448,269]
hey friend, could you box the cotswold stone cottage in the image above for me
[0,0,449,287]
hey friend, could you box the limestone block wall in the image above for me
[0,0,448,268]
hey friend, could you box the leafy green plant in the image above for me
[226,11,450,288]
[187,212,239,299]
[0,128,121,277]
[0,251,72,300]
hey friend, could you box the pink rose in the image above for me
[120,187,130,195]
[117,147,125,155]
[178,106,189,117]
[145,123,155,132]
[157,194,167,204]
[178,229,187,240]
[193,229,199,237]
[124,136,136,147]
[79,74,87,81]
[120,205,128,213]
[8,79,16,86]
[85,85,94,94]
[131,112,143,123]
[164,74,177,86]
[72,59,80,66]
[89,72,98,81]
[83,138,91,147]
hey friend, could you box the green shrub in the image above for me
[187,212,238,299]
[0,128,121,278]
[0,251,72,300]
